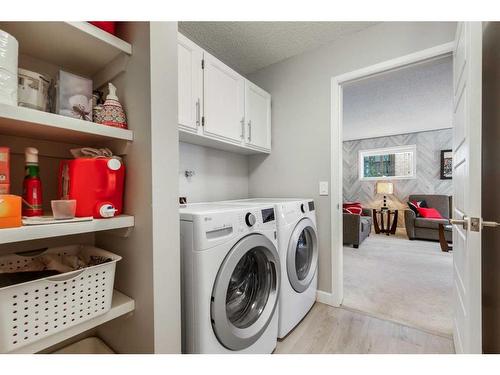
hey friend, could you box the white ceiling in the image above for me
[178,22,379,75]
[343,55,453,141]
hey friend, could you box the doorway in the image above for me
[330,43,454,308]
[339,56,454,336]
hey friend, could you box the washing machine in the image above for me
[222,198,318,339]
[180,203,281,353]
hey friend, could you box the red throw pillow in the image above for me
[343,206,362,215]
[417,207,443,219]
[407,200,427,217]
[343,202,362,209]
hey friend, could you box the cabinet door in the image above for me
[244,80,271,151]
[203,52,245,144]
[178,33,203,133]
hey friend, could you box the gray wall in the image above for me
[343,129,453,227]
[179,142,249,203]
[247,22,457,293]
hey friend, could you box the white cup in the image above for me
[51,200,76,220]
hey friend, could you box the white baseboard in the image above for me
[316,290,336,306]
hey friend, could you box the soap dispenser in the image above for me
[100,83,127,129]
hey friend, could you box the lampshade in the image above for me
[376,181,394,195]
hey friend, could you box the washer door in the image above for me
[211,233,280,351]
[287,218,318,293]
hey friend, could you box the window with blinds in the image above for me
[358,145,416,180]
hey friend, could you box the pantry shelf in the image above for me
[0,103,133,147]
[0,215,135,245]
[6,290,135,354]
[0,21,132,77]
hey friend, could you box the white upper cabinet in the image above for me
[244,80,271,151]
[177,33,271,154]
[178,33,203,133]
[203,51,245,145]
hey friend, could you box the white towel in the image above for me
[0,29,18,106]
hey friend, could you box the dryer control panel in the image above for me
[281,200,316,225]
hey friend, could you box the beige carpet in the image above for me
[343,230,453,336]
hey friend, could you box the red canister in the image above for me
[58,157,125,219]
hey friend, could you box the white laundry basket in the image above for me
[0,245,121,353]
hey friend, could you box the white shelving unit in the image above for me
[0,103,133,146]
[0,22,141,353]
[0,215,135,245]
[7,290,135,354]
[0,21,132,77]
[66,22,132,55]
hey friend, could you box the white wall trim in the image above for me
[316,290,335,306]
[329,42,454,308]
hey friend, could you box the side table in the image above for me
[372,209,399,235]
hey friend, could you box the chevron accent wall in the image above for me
[343,129,453,227]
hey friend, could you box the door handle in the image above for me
[450,217,468,230]
[196,98,201,126]
[450,217,500,231]
[240,117,245,139]
[248,120,252,142]
[482,220,500,228]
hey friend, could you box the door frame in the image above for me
[328,42,454,307]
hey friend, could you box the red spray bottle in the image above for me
[22,147,43,216]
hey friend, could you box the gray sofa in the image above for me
[343,208,373,248]
[405,194,452,242]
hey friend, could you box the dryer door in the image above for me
[287,218,318,293]
[211,233,280,351]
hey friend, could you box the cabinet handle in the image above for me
[195,98,201,126]
[240,117,245,139]
[248,120,252,142]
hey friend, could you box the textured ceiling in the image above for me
[343,55,453,141]
[178,22,379,75]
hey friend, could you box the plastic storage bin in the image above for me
[0,245,121,353]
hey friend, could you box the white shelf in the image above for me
[7,290,135,354]
[66,22,132,55]
[0,103,133,146]
[0,21,131,77]
[0,215,134,245]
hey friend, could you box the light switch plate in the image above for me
[319,181,329,196]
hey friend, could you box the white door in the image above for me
[203,52,245,144]
[451,22,482,354]
[178,33,203,133]
[244,80,271,151]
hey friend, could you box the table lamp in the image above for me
[376,181,393,210]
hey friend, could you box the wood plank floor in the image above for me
[275,303,455,354]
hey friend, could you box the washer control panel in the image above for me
[245,212,256,226]
[236,207,275,234]
[193,205,277,250]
